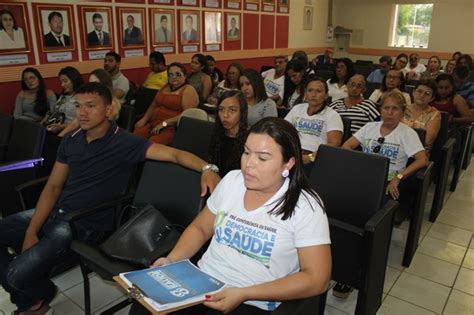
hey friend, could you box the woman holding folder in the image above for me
[131,117,331,314]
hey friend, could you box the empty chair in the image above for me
[309,145,398,315]
[178,107,208,125]
[116,104,136,131]
[364,82,381,99]
[131,86,158,119]
[0,113,14,161]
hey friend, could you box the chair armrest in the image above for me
[0,158,44,172]
[415,161,434,181]
[328,218,364,237]
[15,176,49,193]
[63,193,134,223]
[365,200,398,232]
[442,138,456,152]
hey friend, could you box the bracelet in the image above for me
[202,164,219,173]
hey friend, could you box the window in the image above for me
[390,3,434,49]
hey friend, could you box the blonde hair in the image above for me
[381,88,407,111]
[108,98,121,121]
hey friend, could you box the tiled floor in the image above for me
[0,161,473,314]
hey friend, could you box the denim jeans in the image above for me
[0,209,100,311]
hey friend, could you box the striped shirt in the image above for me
[329,98,380,134]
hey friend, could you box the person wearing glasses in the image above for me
[134,62,199,144]
[343,89,428,221]
[369,69,411,106]
[402,80,441,153]
[405,53,426,81]
[392,53,409,71]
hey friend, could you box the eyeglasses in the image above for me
[415,89,432,97]
[168,72,183,78]
[372,137,385,153]
[348,82,365,89]
[387,75,400,81]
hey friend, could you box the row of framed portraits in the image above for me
[0,1,288,64]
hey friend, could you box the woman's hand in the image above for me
[134,118,146,130]
[302,154,311,165]
[386,178,401,200]
[151,124,165,135]
[150,257,171,268]
[47,123,61,133]
[203,287,247,313]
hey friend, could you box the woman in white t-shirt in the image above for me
[285,77,343,166]
[369,69,411,106]
[133,117,331,315]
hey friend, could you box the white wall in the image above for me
[288,0,330,49]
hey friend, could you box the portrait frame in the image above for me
[118,7,146,49]
[35,4,76,53]
[204,11,221,45]
[79,6,114,51]
[244,0,259,11]
[303,6,313,30]
[151,8,175,47]
[0,2,31,55]
[148,0,174,4]
[262,0,275,12]
[179,10,200,46]
[225,0,241,10]
[225,13,240,41]
[178,0,198,6]
[277,0,289,14]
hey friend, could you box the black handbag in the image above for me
[99,204,182,267]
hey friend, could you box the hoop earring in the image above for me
[282,169,290,178]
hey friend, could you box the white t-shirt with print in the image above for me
[262,69,285,99]
[284,103,343,152]
[354,121,425,180]
[198,170,330,311]
[326,79,348,101]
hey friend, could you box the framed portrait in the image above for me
[262,0,275,12]
[80,6,114,50]
[204,12,221,44]
[226,13,240,41]
[36,4,75,52]
[225,0,240,10]
[303,6,313,30]
[278,0,289,13]
[118,7,146,48]
[0,2,31,54]
[148,0,174,4]
[179,10,199,45]
[151,9,174,46]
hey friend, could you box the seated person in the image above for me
[104,51,130,105]
[240,69,277,126]
[207,62,243,105]
[431,74,474,125]
[0,82,219,315]
[291,50,315,76]
[369,69,411,105]
[14,67,56,122]
[339,89,428,298]
[404,53,426,81]
[313,47,335,66]
[420,55,442,80]
[208,91,248,177]
[329,74,380,134]
[42,66,84,134]
[261,55,288,106]
[187,54,213,103]
[327,58,354,101]
[285,77,343,167]
[206,55,224,87]
[452,65,474,109]
[402,80,441,154]
[134,62,199,144]
[367,56,392,83]
[456,54,473,71]
[444,58,457,75]
[393,53,408,71]
[282,59,308,109]
[142,52,168,91]
[130,117,331,315]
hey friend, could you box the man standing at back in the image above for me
[0,82,220,315]
[104,51,129,105]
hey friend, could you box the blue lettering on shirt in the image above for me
[292,117,324,137]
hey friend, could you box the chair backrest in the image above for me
[364,82,381,99]
[260,65,273,74]
[0,113,14,161]
[133,161,203,227]
[315,69,333,80]
[413,128,426,145]
[309,145,389,227]
[132,87,158,117]
[116,105,136,131]
[341,116,352,142]
[5,119,46,163]
[178,108,208,125]
[430,111,449,164]
[125,81,139,106]
[171,116,215,160]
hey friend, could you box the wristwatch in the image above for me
[162,121,168,128]
[202,164,219,174]
[308,153,315,163]
[396,173,404,180]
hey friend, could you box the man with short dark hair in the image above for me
[313,48,335,66]
[261,55,288,106]
[0,82,220,314]
[104,51,129,105]
[155,15,172,43]
[87,13,110,46]
[44,11,71,47]
[143,52,168,91]
[181,15,197,43]
[123,14,143,45]
[367,55,392,83]
[453,65,474,109]
[405,53,426,81]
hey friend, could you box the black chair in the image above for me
[461,123,473,170]
[132,87,158,119]
[117,105,136,132]
[309,145,398,315]
[450,123,473,191]
[429,112,456,222]
[260,65,274,74]
[355,60,374,65]
[341,116,352,142]
[69,161,205,315]
[125,81,139,106]
[364,82,381,99]
[0,113,14,161]
[171,116,215,161]
[0,119,46,216]
[315,69,333,80]
[354,65,373,78]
